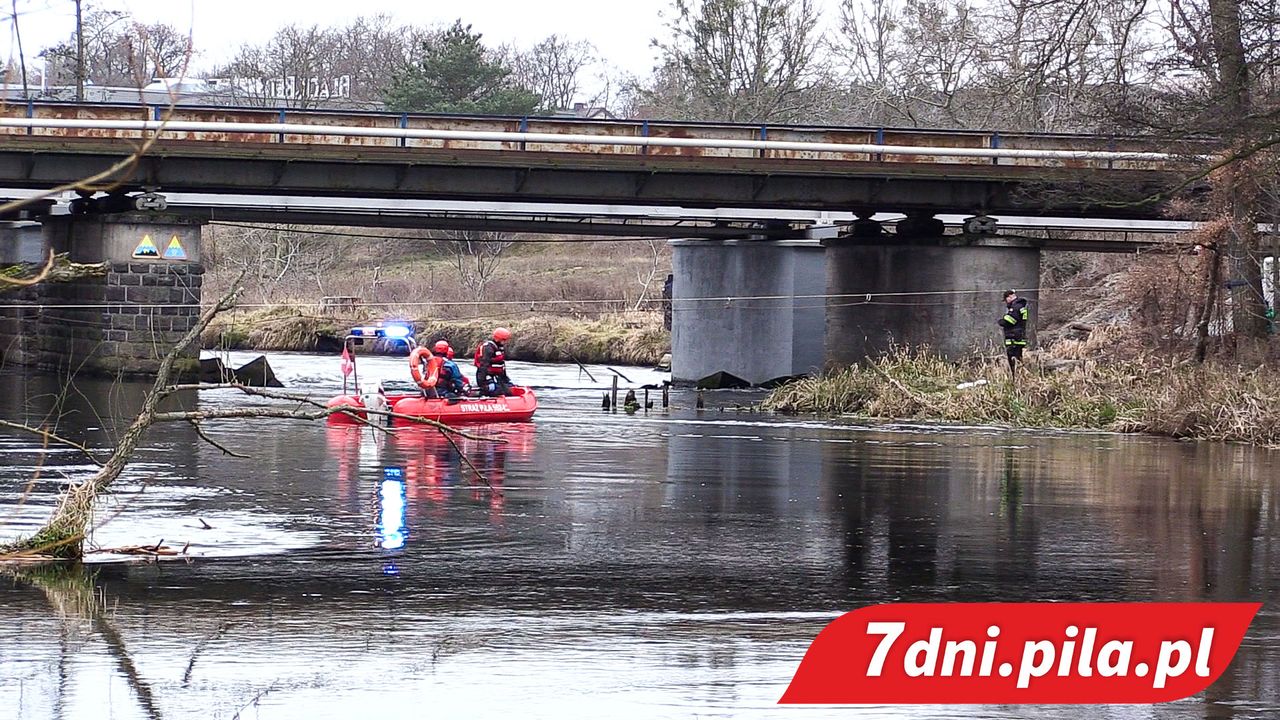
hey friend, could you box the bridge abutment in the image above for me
[824,237,1039,365]
[670,237,826,386]
[1,214,204,377]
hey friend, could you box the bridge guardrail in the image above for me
[0,102,1212,171]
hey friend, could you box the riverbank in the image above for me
[202,307,670,366]
[762,350,1280,446]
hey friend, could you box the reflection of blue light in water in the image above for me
[383,466,404,481]
[376,477,407,550]
[382,561,400,576]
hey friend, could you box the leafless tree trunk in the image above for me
[1207,0,1268,339]
[431,230,514,302]
[633,239,664,311]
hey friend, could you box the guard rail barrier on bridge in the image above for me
[0,102,1209,169]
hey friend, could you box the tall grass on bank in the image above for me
[202,307,669,366]
[762,349,1280,446]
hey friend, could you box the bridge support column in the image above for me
[824,238,1039,365]
[0,222,49,366]
[670,236,825,386]
[22,214,204,377]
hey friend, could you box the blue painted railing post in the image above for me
[399,114,408,148]
[277,109,286,143]
[991,132,1001,165]
[875,128,884,162]
[759,125,768,158]
[25,99,33,135]
[519,116,528,151]
[641,120,649,155]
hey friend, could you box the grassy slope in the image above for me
[763,348,1280,446]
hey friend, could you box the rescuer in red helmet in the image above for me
[474,327,514,397]
[430,339,467,398]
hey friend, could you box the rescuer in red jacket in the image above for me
[475,327,514,397]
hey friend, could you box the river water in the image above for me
[1,352,1277,719]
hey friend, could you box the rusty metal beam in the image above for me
[0,140,1179,219]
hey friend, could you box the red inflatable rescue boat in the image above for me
[388,386,537,425]
[323,335,537,425]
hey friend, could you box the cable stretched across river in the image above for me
[0,284,1108,312]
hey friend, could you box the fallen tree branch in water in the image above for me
[0,282,239,561]
[188,419,251,458]
[158,382,508,442]
[0,419,106,467]
[2,269,507,560]
[438,428,499,496]
[151,404,507,443]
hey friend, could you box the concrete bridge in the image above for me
[0,103,1213,382]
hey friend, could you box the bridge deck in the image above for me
[0,103,1210,219]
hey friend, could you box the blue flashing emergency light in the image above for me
[382,324,412,339]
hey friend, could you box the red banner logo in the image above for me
[781,602,1259,704]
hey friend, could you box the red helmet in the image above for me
[432,340,451,355]
[493,327,512,342]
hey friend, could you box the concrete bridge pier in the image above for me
[824,236,1039,366]
[0,222,48,366]
[1,214,204,377]
[670,235,827,386]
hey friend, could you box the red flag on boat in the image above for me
[340,346,354,377]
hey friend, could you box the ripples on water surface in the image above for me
[1,351,1277,719]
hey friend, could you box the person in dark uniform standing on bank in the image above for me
[998,289,1030,378]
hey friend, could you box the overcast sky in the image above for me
[3,0,683,79]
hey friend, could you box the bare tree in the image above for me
[431,230,514,301]
[509,35,597,111]
[832,0,913,124]
[39,10,191,89]
[645,0,832,122]
[206,224,355,303]
[633,239,666,311]
[212,18,428,108]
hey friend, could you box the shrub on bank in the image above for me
[761,349,1280,446]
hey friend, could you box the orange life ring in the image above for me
[409,347,443,390]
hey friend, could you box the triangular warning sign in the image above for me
[163,236,187,260]
[132,234,159,258]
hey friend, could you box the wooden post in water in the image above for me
[662,385,669,409]
[643,388,650,412]
[611,375,619,413]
